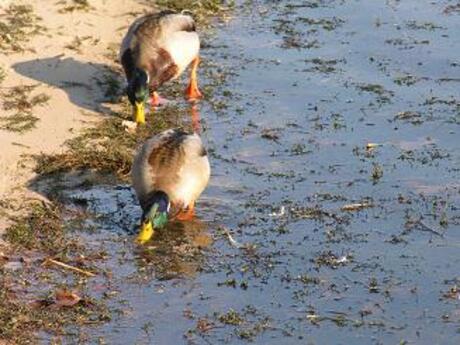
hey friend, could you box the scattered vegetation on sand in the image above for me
[65,35,100,53]
[0,4,46,53]
[34,101,182,181]
[0,85,50,133]
[33,36,225,181]
[0,66,6,84]
[57,0,93,13]
[29,0,233,178]
[154,0,234,26]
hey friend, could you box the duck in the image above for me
[120,10,203,124]
[131,128,210,243]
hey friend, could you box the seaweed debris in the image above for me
[0,4,46,53]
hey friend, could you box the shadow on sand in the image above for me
[12,55,122,115]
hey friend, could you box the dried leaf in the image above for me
[196,318,215,333]
[55,289,81,307]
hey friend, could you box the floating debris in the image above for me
[223,228,245,249]
[442,286,460,300]
[44,258,96,277]
[261,128,280,142]
[335,255,349,264]
[341,202,373,212]
[54,289,82,307]
[403,218,444,238]
[365,143,380,150]
[269,206,285,217]
[394,111,422,124]
[314,251,352,268]
[371,163,383,182]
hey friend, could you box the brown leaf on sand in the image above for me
[55,289,82,307]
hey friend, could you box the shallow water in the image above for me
[51,1,459,344]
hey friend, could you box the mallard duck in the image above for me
[120,10,203,124]
[132,128,210,243]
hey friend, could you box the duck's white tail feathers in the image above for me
[163,31,200,76]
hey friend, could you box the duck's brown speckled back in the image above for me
[131,129,210,211]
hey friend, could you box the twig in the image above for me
[223,228,244,249]
[417,220,444,238]
[44,258,96,277]
[341,202,373,211]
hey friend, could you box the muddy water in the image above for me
[57,1,459,344]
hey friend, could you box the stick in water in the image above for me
[45,258,96,277]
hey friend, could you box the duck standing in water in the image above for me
[120,11,203,124]
[132,129,210,243]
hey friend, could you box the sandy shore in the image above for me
[0,0,147,233]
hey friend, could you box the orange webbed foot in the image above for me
[150,92,169,107]
[174,205,195,221]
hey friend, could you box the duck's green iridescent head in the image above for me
[136,191,170,244]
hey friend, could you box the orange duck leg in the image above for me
[185,57,203,101]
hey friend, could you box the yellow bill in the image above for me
[134,101,145,124]
[136,221,154,244]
